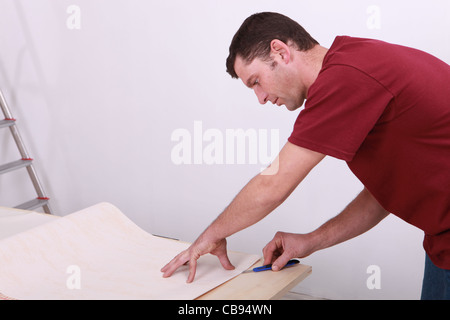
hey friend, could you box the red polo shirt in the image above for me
[289,36,450,269]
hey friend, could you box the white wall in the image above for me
[0,0,448,300]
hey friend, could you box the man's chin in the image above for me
[286,104,301,111]
[285,99,305,111]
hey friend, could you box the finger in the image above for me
[161,253,188,278]
[262,243,275,265]
[187,258,197,283]
[160,260,172,273]
[161,251,183,272]
[217,252,235,270]
[262,239,280,265]
[272,252,293,272]
[161,264,179,278]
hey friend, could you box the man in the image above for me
[161,12,450,299]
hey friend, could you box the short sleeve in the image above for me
[288,65,394,161]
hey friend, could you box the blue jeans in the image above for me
[421,254,450,300]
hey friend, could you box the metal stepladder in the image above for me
[0,88,52,214]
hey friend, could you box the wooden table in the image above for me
[0,206,311,300]
[198,259,311,300]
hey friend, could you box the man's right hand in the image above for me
[160,237,235,283]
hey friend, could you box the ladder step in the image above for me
[15,198,50,211]
[0,159,33,175]
[1,89,52,214]
[0,119,15,129]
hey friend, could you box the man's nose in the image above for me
[254,86,268,105]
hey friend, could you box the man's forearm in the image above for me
[199,173,286,243]
[198,143,325,244]
[308,188,389,253]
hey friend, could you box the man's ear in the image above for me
[270,39,291,64]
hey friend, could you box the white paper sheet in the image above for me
[0,207,57,240]
[0,203,259,300]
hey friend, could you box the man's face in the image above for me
[234,55,306,111]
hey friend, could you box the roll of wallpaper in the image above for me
[0,202,259,300]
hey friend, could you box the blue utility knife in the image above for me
[244,259,300,273]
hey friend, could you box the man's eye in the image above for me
[254,79,259,86]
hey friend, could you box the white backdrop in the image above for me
[0,0,448,299]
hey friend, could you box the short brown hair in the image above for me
[226,12,319,78]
